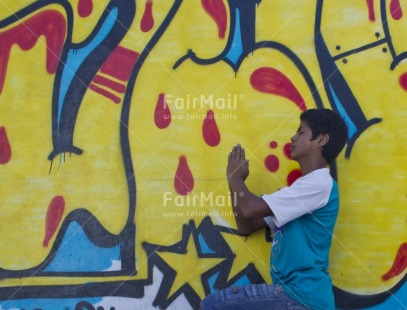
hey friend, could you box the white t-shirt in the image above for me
[262,168,333,228]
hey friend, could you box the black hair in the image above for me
[300,108,348,164]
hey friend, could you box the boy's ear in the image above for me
[317,134,329,148]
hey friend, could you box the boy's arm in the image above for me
[227,144,273,236]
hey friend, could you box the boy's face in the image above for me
[290,121,319,162]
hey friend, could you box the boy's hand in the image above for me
[227,144,249,181]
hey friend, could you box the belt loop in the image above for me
[251,285,258,296]
[274,284,282,296]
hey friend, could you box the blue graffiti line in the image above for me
[57,7,118,128]
[225,8,243,65]
[328,83,357,139]
[0,298,102,310]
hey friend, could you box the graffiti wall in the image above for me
[0,0,406,309]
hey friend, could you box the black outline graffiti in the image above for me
[314,0,381,159]
[315,0,406,307]
[0,0,405,309]
[142,217,268,309]
[333,274,407,309]
[48,0,135,160]
[173,0,325,114]
[0,0,187,305]
[0,0,137,282]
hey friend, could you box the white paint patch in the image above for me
[94,266,193,309]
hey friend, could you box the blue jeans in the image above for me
[200,284,309,310]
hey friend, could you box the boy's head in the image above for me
[300,109,348,164]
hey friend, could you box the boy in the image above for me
[200,109,348,310]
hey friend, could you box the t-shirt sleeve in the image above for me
[261,172,333,227]
[263,216,275,230]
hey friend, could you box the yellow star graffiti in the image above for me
[157,234,225,299]
[221,230,272,283]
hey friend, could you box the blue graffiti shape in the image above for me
[0,208,135,278]
[49,0,136,160]
[225,6,243,65]
[43,221,122,272]
[0,298,102,310]
[314,0,381,158]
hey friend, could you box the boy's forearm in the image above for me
[228,177,272,220]
[229,189,254,235]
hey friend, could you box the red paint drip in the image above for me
[154,93,171,129]
[382,243,407,281]
[399,72,407,91]
[141,0,154,32]
[100,46,139,82]
[78,0,93,18]
[269,141,278,149]
[287,169,302,186]
[174,156,194,195]
[366,0,376,21]
[43,195,65,247]
[0,10,66,94]
[201,0,227,39]
[203,110,221,146]
[0,127,11,164]
[283,142,292,159]
[265,154,279,173]
[390,0,403,20]
[250,67,306,111]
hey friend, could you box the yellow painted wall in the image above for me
[0,0,405,309]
